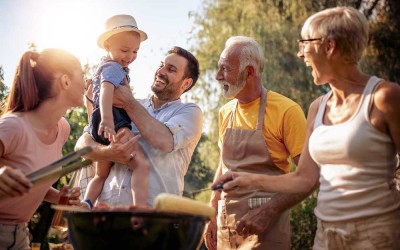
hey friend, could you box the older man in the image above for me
[75,46,202,207]
[204,36,307,250]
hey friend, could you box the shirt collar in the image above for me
[147,96,182,111]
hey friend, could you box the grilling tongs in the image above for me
[0,146,92,200]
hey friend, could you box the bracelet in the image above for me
[84,95,94,105]
[82,199,94,209]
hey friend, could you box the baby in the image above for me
[85,14,149,208]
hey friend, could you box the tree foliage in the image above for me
[361,0,400,83]
[184,134,215,202]
[0,66,7,100]
[290,191,318,249]
[0,66,7,114]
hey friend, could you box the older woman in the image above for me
[0,49,85,249]
[214,6,400,249]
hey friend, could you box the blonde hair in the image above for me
[301,6,369,63]
[225,36,265,76]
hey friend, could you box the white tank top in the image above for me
[309,76,400,221]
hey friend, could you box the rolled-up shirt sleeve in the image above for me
[164,103,203,151]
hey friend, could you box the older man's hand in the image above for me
[236,203,276,237]
[106,130,142,164]
[204,218,217,250]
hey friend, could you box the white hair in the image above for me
[225,36,265,76]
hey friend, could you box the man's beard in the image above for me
[220,71,246,99]
[152,85,172,101]
[151,75,176,101]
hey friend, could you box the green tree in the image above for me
[184,134,215,202]
[361,0,400,83]
[0,66,8,114]
[0,66,7,100]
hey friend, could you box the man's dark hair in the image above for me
[168,46,200,92]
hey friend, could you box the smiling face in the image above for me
[105,31,141,68]
[151,53,191,101]
[297,20,336,86]
[216,45,246,99]
[297,36,329,85]
[297,7,369,86]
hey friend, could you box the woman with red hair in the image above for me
[0,48,86,249]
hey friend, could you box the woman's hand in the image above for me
[212,171,259,192]
[0,166,31,198]
[58,185,81,205]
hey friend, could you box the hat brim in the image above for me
[97,27,148,48]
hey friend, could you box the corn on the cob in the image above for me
[154,193,215,218]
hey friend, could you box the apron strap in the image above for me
[228,86,267,129]
[228,104,236,128]
[257,87,267,130]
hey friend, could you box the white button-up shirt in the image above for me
[96,97,203,207]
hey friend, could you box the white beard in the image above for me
[220,73,246,99]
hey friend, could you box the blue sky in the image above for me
[0,0,202,98]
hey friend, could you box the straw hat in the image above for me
[97,14,148,49]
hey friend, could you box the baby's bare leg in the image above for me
[118,127,149,207]
[129,143,149,207]
[84,160,112,204]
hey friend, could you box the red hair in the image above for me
[5,48,80,113]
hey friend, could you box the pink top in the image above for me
[0,113,70,224]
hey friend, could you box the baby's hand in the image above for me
[98,120,116,142]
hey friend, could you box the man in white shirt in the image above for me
[75,46,202,207]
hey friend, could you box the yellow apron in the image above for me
[217,88,291,250]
